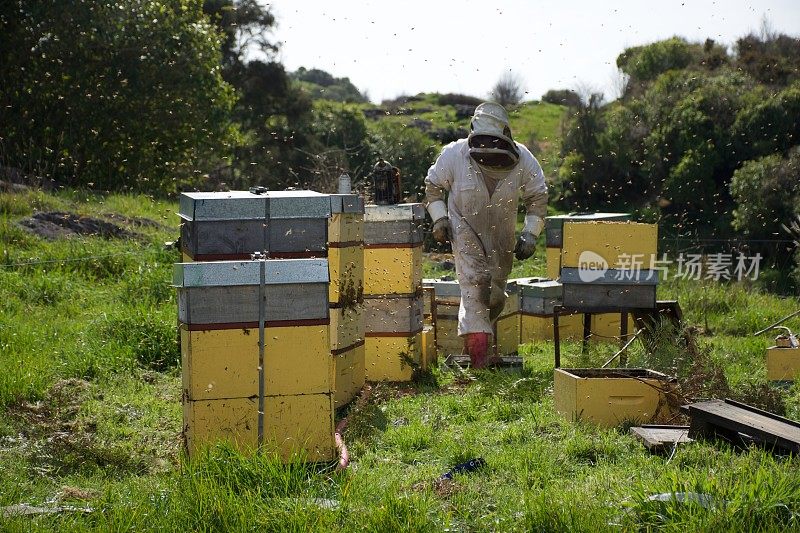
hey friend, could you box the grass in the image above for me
[1,188,800,531]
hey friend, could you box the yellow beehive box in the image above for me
[591,313,636,343]
[365,333,422,381]
[328,212,364,244]
[495,313,520,355]
[181,324,333,400]
[364,245,422,296]
[520,313,584,342]
[183,394,336,461]
[546,247,560,279]
[421,325,437,370]
[329,305,364,352]
[434,306,463,355]
[766,346,800,381]
[561,222,657,269]
[334,342,365,407]
[328,245,364,306]
[554,368,676,427]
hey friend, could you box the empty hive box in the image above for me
[554,368,677,427]
[175,258,336,461]
[766,345,800,382]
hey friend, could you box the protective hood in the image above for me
[468,102,519,169]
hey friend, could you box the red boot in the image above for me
[465,333,490,369]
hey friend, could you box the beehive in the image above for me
[554,368,676,427]
[328,194,365,406]
[423,278,462,356]
[175,258,336,461]
[362,204,425,380]
[179,190,331,260]
[494,280,520,355]
[544,213,630,280]
[421,325,437,370]
[766,346,800,381]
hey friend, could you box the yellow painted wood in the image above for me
[334,343,365,408]
[591,313,636,342]
[421,325,437,370]
[495,313,520,355]
[328,212,364,244]
[520,313,583,342]
[561,222,657,269]
[766,346,800,381]
[554,369,672,427]
[181,325,333,400]
[364,246,422,296]
[435,316,463,356]
[546,247,560,279]
[183,394,335,461]
[182,252,193,262]
[365,334,422,381]
[330,305,364,351]
[328,245,364,305]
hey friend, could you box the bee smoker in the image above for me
[370,159,402,205]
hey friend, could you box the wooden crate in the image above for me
[183,394,336,461]
[334,342,365,408]
[554,368,676,427]
[363,294,423,334]
[561,221,657,269]
[329,305,364,351]
[364,333,423,382]
[766,346,800,381]
[363,246,422,296]
[181,324,333,401]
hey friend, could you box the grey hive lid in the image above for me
[179,191,267,221]
[266,190,332,219]
[422,278,461,298]
[545,212,630,230]
[365,203,425,222]
[330,194,365,214]
[517,277,563,298]
[173,258,330,288]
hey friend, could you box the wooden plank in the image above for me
[178,284,329,325]
[688,399,800,453]
[562,283,656,311]
[364,295,423,334]
[630,425,692,452]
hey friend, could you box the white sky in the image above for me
[266,0,800,103]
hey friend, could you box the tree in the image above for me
[490,71,525,108]
[0,0,236,193]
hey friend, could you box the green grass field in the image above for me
[1,189,799,531]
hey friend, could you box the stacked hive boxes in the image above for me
[363,204,424,380]
[176,259,335,461]
[423,278,462,356]
[560,221,658,311]
[327,194,366,407]
[519,278,582,341]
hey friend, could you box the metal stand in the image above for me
[553,306,632,369]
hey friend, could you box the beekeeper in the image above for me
[424,102,548,368]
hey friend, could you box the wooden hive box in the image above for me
[363,204,424,296]
[519,278,579,342]
[421,325,437,370]
[494,280,521,355]
[328,194,365,307]
[334,342,365,408]
[544,213,630,280]
[183,394,335,461]
[179,190,331,260]
[554,368,676,427]
[424,279,462,356]
[766,346,800,381]
[363,293,424,381]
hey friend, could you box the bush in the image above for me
[369,122,439,199]
[437,93,483,107]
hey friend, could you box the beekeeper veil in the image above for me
[468,102,520,170]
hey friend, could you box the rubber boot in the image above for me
[465,332,490,369]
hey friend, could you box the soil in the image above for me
[18,212,143,240]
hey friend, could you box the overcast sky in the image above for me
[266,0,800,104]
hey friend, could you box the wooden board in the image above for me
[181,324,333,400]
[183,394,336,461]
[328,245,364,306]
[363,246,422,296]
[687,399,800,454]
[630,425,692,452]
[330,305,364,351]
[177,284,328,326]
[561,283,656,311]
[363,294,423,334]
[364,220,423,245]
[334,342,365,408]
[364,334,422,382]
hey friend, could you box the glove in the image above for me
[432,218,452,244]
[514,232,536,260]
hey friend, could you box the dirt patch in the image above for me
[18,211,143,240]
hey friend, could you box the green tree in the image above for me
[0,0,236,193]
[369,122,438,198]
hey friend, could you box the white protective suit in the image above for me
[425,139,548,336]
